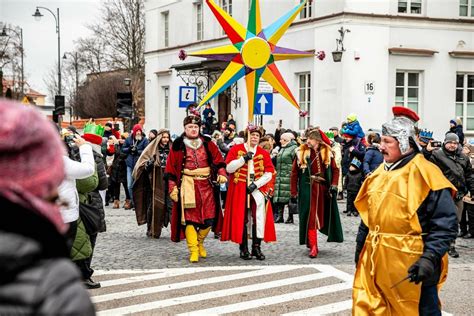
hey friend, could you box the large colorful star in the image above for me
[188,0,317,121]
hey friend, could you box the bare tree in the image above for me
[89,0,145,74]
[75,71,128,118]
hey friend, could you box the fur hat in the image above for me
[183,115,202,127]
[245,124,265,138]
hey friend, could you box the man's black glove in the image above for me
[243,151,254,162]
[290,196,297,204]
[408,253,436,284]
[329,185,338,195]
[130,146,138,155]
[247,182,257,194]
[145,159,155,172]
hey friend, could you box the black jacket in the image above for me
[430,147,474,196]
[346,169,364,194]
[0,200,95,315]
[341,138,366,176]
[90,151,108,232]
[355,153,458,286]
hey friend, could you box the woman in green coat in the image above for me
[273,133,298,223]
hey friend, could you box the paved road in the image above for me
[91,200,474,315]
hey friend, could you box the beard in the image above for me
[135,135,143,141]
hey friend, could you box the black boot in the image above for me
[285,213,294,224]
[239,226,251,260]
[275,205,284,223]
[251,225,265,260]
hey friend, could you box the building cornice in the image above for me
[448,50,474,59]
[389,47,438,57]
[145,11,474,56]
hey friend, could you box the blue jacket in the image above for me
[343,121,365,139]
[363,146,383,175]
[122,136,149,169]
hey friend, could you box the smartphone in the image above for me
[431,141,442,148]
[279,119,282,128]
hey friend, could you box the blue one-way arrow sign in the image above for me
[254,93,273,115]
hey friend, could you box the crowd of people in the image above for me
[1,97,472,315]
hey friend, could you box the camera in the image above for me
[64,135,76,148]
[431,141,442,148]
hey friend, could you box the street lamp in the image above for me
[0,25,24,98]
[63,51,79,121]
[332,27,350,63]
[33,6,61,95]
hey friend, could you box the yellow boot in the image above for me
[197,227,211,258]
[185,225,199,263]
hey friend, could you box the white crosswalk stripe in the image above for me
[92,264,354,315]
[90,264,453,316]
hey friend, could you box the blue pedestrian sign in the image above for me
[253,93,273,115]
[179,86,197,108]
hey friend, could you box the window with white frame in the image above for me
[196,2,203,41]
[456,73,474,130]
[460,0,474,17]
[298,73,311,130]
[220,0,232,35]
[395,71,420,113]
[299,0,313,19]
[163,86,170,128]
[398,0,422,14]
[162,11,169,47]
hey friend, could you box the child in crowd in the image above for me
[345,158,364,217]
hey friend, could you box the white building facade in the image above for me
[144,0,474,140]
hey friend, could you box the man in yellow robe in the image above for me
[352,106,458,315]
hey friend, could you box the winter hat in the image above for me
[281,132,295,141]
[450,119,457,126]
[105,122,113,128]
[132,124,144,138]
[0,99,66,234]
[325,131,335,140]
[343,133,354,139]
[83,122,105,145]
[149,129,158,138]
[350,158,362,169]
[444,132,459,143]
[347,113,357,123]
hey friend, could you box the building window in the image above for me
[220,0,232,15]
[220,0,232,35]
[163,86,170,128]
[298,73,311,130]
[456,73,474,130]
[196,3,203,41]
[460,0,474,17]
[398,0,422,14]
[162,11,169,47]
[299,0,313,19]
[395,71,420,113]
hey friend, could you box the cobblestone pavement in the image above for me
[93,200,474,269]
[92,199,474,315]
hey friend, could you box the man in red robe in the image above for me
[165,113,227,262]
[221,125,276,260]
[290,128,341,258]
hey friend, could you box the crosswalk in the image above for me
[91,265,354,315]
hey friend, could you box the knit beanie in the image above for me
[450,119,457,126]
[444,132,459,143]
[0,99,66,234]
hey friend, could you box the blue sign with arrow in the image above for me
[254,93,273,115]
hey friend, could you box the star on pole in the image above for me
[187,0,321,121]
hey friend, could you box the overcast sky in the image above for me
[0,0,101,103]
